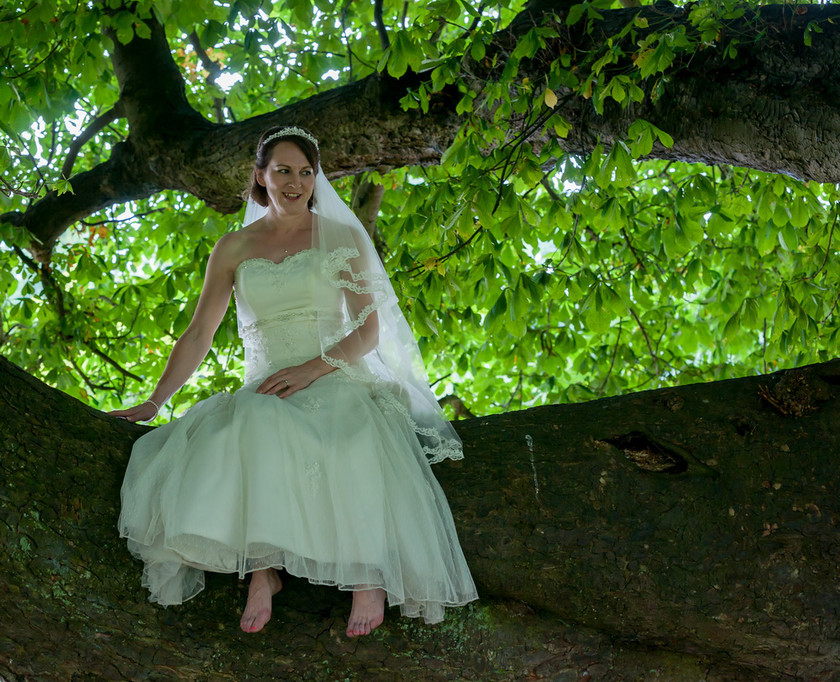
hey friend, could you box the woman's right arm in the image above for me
[109,234,239,422]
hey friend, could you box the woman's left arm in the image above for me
[325,286,379,363]
[256,259,380,399]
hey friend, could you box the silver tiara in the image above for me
[261,126,319,150]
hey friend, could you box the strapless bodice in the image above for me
[234,250,341,383]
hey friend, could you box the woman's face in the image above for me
[258,141,316,215]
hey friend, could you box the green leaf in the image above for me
[586,294,613,333]
[553,116,572,138]
[485,291,508,329]
[566,4,586,26]
[602,141,636,188]
[723,311,741,340]
[134,21,152,40]
[789,198,810,228]
[470,38,486,61]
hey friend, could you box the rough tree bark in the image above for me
[4,2,840,256]
[2,353,838,680]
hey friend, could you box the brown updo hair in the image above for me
[249,126,320,209]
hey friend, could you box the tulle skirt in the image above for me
[118,370,478,624]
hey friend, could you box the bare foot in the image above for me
[240,568,282,633]
[346,587,386,638]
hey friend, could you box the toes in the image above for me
[346,617,365,638]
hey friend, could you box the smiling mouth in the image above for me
[283,192,302,199]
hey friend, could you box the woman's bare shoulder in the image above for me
[214,229,254,257]
[207,230,254,276]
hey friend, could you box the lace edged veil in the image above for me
[244,167,463,464]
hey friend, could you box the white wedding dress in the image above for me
[118,249,477,624]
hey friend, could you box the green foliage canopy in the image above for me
[1,0,839,421]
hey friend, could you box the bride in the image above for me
[110,126,477,637]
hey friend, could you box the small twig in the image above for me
[79,208,164,226]
[68,354,118,394]
[16,133,50,206]
[3,38,64,79]
[538,175,561,202]
[621,227,646,271]
[735,168,750,195]
[809,210,838,280]
[502,370,524,410]
[763,317,767,374]
[0,4,37,22]
[820,288,840,324]
[545,179,586,270]
[488,108,555,212]
[0,177,40,199]
[405,93,560,277]
[405,225,484,276]
[346,46,375,70]
[429,372,451,389]
[553,212,579,270]
[270,61,313,87]
[11,243,40,273]
[596,320,623,396]
[629,307,660,375]
[84,339,143,382]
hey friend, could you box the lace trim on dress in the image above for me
[238,309,321,345]
[322,247,390,295]
[320,247,390,350]
[320,248,463,464]
[236,250,315,276]
[323,387,461,461]
[322,302,380,349]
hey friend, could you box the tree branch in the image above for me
[6,1,840,259]
[350,175,385,239]
[6,355,840,678]
[68,354,119,394]
[809,210,838,280]
[340,5,355,82]
[0,176,40,200]
[79,208,164,226]
[61,103,125,180]
[83,339,143,382]
[374,0,390,50]
[189,31,226,123]
[629,307,660,375]
[439,394,476,420]
[621,227,647,272]
[596,320,623,396]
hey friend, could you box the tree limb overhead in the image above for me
[5,2,840,256]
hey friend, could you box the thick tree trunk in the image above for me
[1,354,839,680]
[5,2,840,254]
